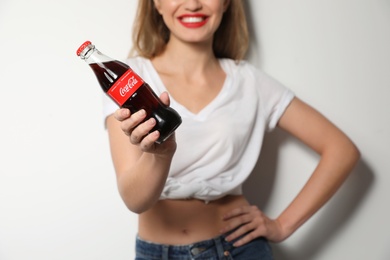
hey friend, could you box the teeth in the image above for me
[181,17,204,23]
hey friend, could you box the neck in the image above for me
[154,37,219,75]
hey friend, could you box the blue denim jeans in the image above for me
[135,233,273,260]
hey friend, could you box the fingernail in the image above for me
[138,109,146,116]
[122,109,130,116]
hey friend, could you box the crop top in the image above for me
[102,56,295,203]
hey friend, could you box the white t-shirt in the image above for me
[102,56,294,202]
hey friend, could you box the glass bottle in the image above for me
[77,41,182,144]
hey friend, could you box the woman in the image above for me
[103,0,360,259]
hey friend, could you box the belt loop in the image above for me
[214,236,225,258]
[162,245,169,260]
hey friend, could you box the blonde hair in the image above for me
[130,0,249,60]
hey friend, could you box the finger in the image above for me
[114,108,130,121]
[159,92,170,106]
[224,205,263,220]
[220,213,254,234]
[139,131,160,151]
[120,110,147,135]
[232,230,260,247]
[222,206,251,220]
[224,221,257,242]
[130,117,156,144]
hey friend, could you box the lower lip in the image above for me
[178,18,208,28]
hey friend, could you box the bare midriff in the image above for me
[138,195,250,245]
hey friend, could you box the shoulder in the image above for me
[219,59,269,82]
[219,58,286,91]
[125,56,150,70]
[124,56,158,82]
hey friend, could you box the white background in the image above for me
[0,0,389,259]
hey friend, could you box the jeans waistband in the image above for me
[136,233,232,259]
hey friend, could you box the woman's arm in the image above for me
[106,92,177,214]
[274,97,360,239]
[221,97,360,245]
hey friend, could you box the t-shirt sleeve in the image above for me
[256,69,295,131]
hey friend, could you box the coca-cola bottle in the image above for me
[76,41,182,144]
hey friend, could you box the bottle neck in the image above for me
[79,44,112,64]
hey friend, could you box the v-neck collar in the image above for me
[145,58,232,121]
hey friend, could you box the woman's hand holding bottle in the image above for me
[114,92,177,155]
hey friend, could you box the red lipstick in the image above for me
[178,14,209,28]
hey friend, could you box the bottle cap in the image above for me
[76,41,92,56]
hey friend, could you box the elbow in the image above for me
[115,172,161,214]
[339,138,361,172]
[349,141,361,167]
[126,206,147,215]
[124,200,154,214]
[324,136,361,174]
[118,186,158,214]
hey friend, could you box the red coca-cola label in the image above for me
[107,69,144,106]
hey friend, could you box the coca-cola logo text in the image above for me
[119,76,138,97]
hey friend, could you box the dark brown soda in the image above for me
[90,61,182,143]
